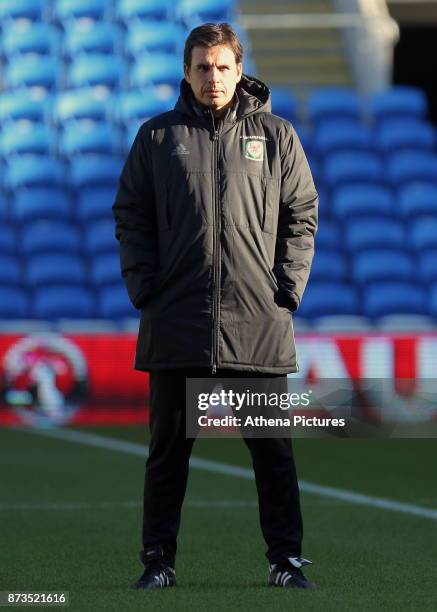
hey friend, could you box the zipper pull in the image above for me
[211,364,217,375]
[213,130,219,141]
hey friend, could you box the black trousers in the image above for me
[141,368,303,568]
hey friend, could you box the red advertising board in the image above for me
[0,333,148,426]
[0,331,436,426]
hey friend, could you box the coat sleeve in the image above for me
[112,124,158,309]
[273,124,318,312]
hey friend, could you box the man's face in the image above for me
[184,44,242,112]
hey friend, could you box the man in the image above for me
[113,23,318,590]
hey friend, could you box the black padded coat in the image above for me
[113,74,318,374]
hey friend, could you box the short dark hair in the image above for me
[183,22,243,68]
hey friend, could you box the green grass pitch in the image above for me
[1,425,436,611]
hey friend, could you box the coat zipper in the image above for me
[211,113,221,375]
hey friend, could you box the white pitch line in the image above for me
[13,426,437,521]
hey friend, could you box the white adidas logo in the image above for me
[171,143,190,156]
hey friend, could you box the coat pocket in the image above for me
[262,177,277,235]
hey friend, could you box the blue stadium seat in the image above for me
[115,88,176,125]
[176,0,235,24]
[314,220,340,249]
[26,254,87,287]
[332,184,393,218]
[399,184,437,217]
[0,0,45,21]
[268,87,297,123]
[124,120,143,151]
[0,255,22,286]
[298,282,360,318]
[117,0,171,22]
[131,53,182,88]
[84,219,118,254]
[313,314,372,332]
[0,287,30,319]
[68,54,126,89]
[70,155,123,188]
[428,284,437,317]
[308,249,347,281]
[20,221,81,255]
[419,250,437,282]
[0,122,56,157]
[53,88,112,124]
[324,152,384,188]
[59,122,120,156]
[33,286,95,319]
[5,56,59,90]
[377,313,435,331]
[76,186,118,221]
[53,0,107,22]
[308,87,361,125]
[0,193,7,221]
[243,57,257,78]
[306,154,320,186]
[0,225,16,254]
[314,120,373,156]
[293,124,312,157]
[0,90,52,123]
[63,21,123,57]
[369,86,428,123]
[411,217,437,250]
[2,22,59,57]
[97,284,137,318]
[125,21,186,56]
[364,282,426,318]
[388,151,437,186]
[314,187,330,218]
[345,217,404,251]
[352,249,414,284]
[11,187,71,222]
[5,156,65,189]
[91,253,121,286]
[376,119,436,154]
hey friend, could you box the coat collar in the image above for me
[174,74,271,123]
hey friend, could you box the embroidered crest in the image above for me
[244,139,264,161]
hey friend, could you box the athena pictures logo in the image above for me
[1,334,88,426]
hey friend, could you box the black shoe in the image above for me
[268,556,315,589]
[130,545,176,590]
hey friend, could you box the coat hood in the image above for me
[174,73,271,121]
